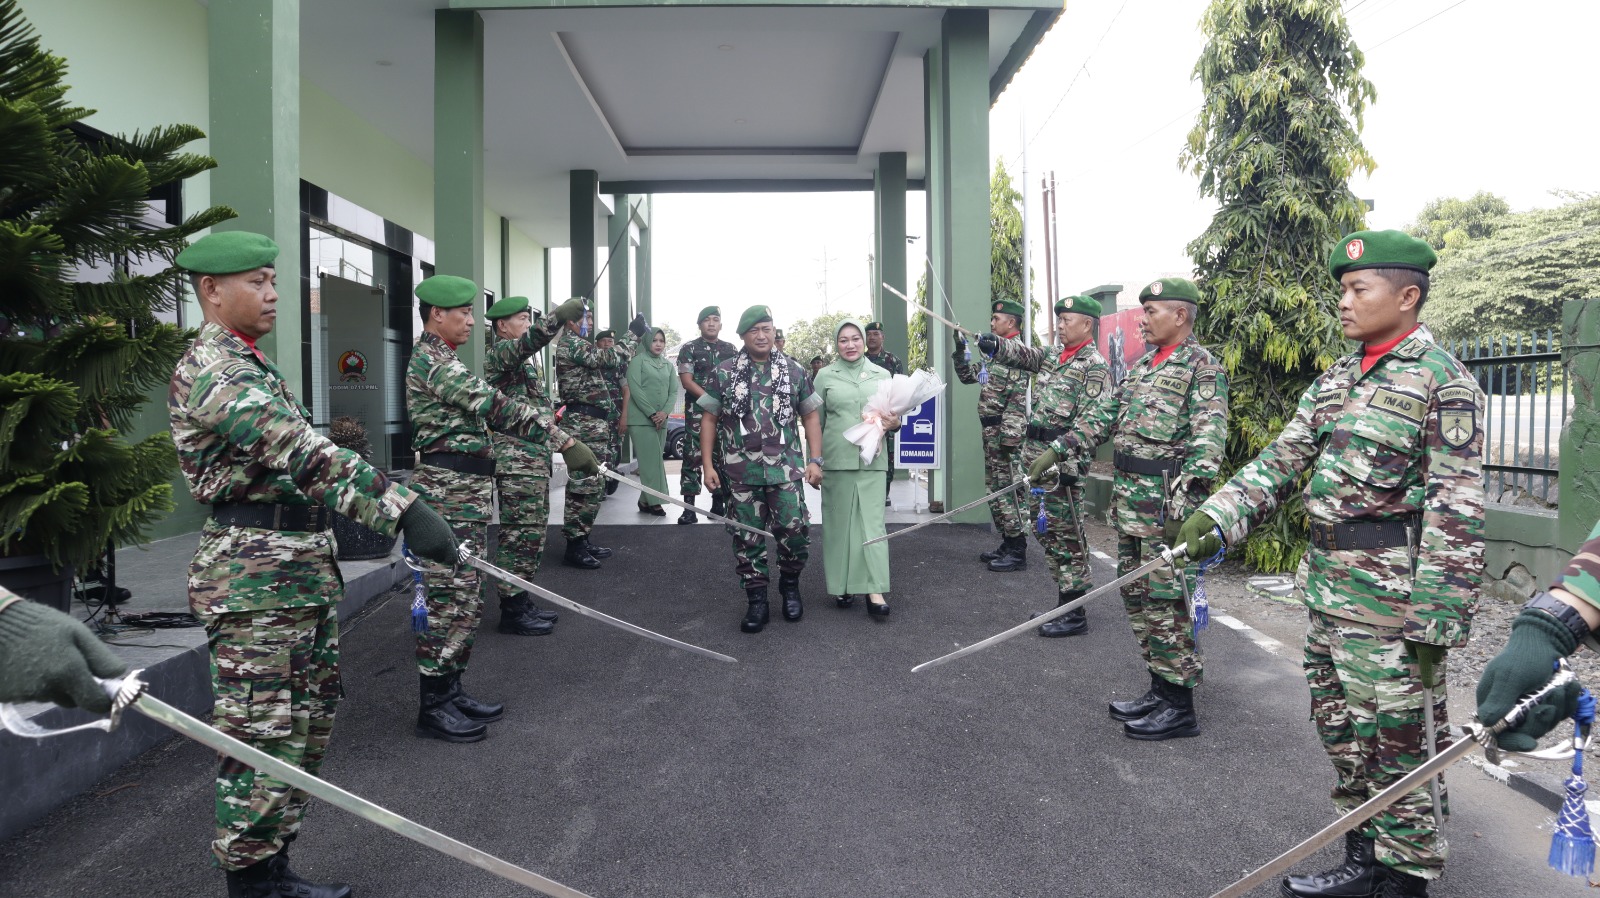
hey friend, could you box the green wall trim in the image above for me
[600,179,926,194]
[990,8,1059,104]
[607,193,632,333]
[570,170,600,301]
[433,8,487,373]
[455,0,1061,11]
[874,152,908,372]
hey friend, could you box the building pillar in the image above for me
[1561,298,1600,552]
[636,204,652,325]
[874,152,908,373]
[570,170,600,304]
[208,0,301,390]
[433,9,485,372]
[608,193,632,333]
[929,10,991,522]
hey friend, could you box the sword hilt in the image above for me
[0,670,146,739]
[1476,660,1583,762]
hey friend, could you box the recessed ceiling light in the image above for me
[717,44,734,51]
[734,117,746,125]
[376,59,393,66]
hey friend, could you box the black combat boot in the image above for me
[584,539,614,559]
[226,860,282,898]
[416,674,487,743]
[446,670,504,723]
[710,495,728,518]
[497,594,554,636]
[1376,871,1428,898]
[1035,589,1089,637]
[1109,672,1167,721]
[978,538,1008,563]
[1124,678,1200,741]
[563,537,601,569]
[1281,831,1386,898]
[678,496,699,524]
[741,588,770,633]
[987,536,1028,572]
[267,840,352,898]
[778,573,803,621]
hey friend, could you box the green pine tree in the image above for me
[0,0,233,573]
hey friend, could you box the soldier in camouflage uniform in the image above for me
[407,278,594,744]
[595,329,627,498]
[955,299,1034,571]
[169,232,459,898]
[555,310,644,567]
[864,321,904,501]
[485,297,560,637]
[1180,232,1484,898]
[678,306,739,523]
[698,305,824,633]
[1032,277,1229,742]
[984,295,1109,638]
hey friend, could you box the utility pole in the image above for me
[1048,172,1060,308]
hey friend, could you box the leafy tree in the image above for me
[990,158,1042,346]
[0,0,232,573]
[907,273,930,371]
[1422,191,1600,342]
[1182,0,1374,572]
[1407,191,1511,251]
[781,309,869,369]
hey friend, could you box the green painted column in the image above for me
[923,41,949,509]
[874,152,908,372]
[434,9,485,373]
[570,170,599,303]
[1560,299,1600,552]
[937,9,991,523]
[208,0,301,391]
[636,205,652,325]
[608,193,632,333]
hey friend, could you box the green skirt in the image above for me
[821,468,890,595]
[627,424,668,507]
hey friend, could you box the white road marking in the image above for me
[1091,550,1114,562]
[1213,613,1283,655]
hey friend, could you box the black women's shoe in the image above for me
[835,594,858,608]
[867,595,891,617]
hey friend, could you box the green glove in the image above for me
[561,440,600,477]
[1406,640,1447,689]
[953,330,967,350]
[1027,446,1061,482]
[0,600,126,712]
[552,297,588,324]
[627,314,649,339]
[1163,517,1182,547]
[1173,510,1223,560]
[1477,607,1580,752]
[399,500,459,566]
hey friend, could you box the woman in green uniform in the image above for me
[624,328,677,515]
[810,320,899,615]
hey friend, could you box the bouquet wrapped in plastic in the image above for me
[842,368,946,464]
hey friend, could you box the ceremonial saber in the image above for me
[865,476,1039,547]
[596,466,773,539]
[1208,663,1581,898]
[449,543,737,664]
[881,283,979,337]
[913,543,1189,672]
[0,675,596,898]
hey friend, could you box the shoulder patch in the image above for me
[1437,384,1477,407]
[1314,389,1346,415]
[1196,374,1218,402]
[1438,407,1476,449]
[1085,378,1104,399]
[1370,387,1427,425]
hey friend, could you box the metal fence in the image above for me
[1448,330,1567,505]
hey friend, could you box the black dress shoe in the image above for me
[1282,831,1386,898]
[866,594,891,617]
[835,594,858,608]
[563,539,601,569]
[639,504,667,516]
[742,588,769,633]
[1109,672,1166,721]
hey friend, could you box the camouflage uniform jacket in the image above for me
[953,339,1030,448]
[1199,333,1485,645]
[1060,336,1229,538]
[865,349,903,376]
[486,338,568,474]
[555,329,637,414]
[1557,520,1600,612]
[678,336,740,407]
[408,326,567,457]
[993,338,1111,471]
[696,353,821,486]
[169,324,417,592]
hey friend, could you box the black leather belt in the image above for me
[1025,423,1065,442]
[1308,520,1413,552]
[420,452,496,476]
[566,401,609,420]
[1113,451,1182,477]
[979,414,1004,428]
[212,503,329,533]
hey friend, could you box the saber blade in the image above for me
[913,545,1188,672]
[456,546,737,664]
[881,283,977,337]
[596,466,773,539]
[865,478,1033,546]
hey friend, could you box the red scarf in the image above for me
[1360,325,1419,374]
[1151,343,1180,369]
[228,327,267,364]
[1059,340,1090,365]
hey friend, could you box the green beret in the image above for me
[415,275,478,309]
[175,231,279,274]
[697,305,720,324]
[485,296,530,320]
[865,321,884,332]
[1329,229,1437,280]
[1139,278,1201,305]
[595,329,616,341]
[737,305,773,335]
[774,329,785,339]
[990,298,1024,320]
[1054,295,1102,318]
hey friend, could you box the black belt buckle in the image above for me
[979,415,1003,428]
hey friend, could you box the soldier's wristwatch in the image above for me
[1525,591,1592,646]
[807,457,824,467]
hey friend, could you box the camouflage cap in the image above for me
[595,329,616,341]
[990,298,1025,320]
[485,295,530,320]
[737,305,773,335]
[175,231,278,274]
[1054,295,1102,318]
[1139,278,1201,305]
[415,275,478,308]
[697,305,721,323]
[1329,229,1437,280]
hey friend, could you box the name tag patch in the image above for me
[1314,390,1346,415]
[1151,372,1190,396]
[1437,385,1477,407]
[1370,387,1426,424]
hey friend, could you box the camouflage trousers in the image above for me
[1118,533,1201,688]
[1026,475,1092,594]
[203,604,340,870]
[728,480,811,589]
[982,431,1026,538]
[1305,610,1450,877]
[681,409,730,501]
[561,413,612,540]
[410,463,492,676]
[494,454,550,601]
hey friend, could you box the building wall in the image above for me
[506,226,548,310]
[301,82,432,238]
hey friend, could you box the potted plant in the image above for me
[326,416,399,560]
[0,2,232,609]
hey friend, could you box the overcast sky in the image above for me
[589,0,1599,341]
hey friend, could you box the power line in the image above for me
[1369,0,1472,50]
[1012,0,1131,163]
